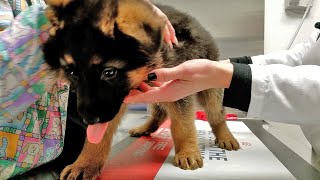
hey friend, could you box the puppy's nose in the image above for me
[83,117,100,125]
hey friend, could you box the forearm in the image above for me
[222,63,252,112]
[222,62,320,125]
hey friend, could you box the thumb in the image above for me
[148,66,183,82]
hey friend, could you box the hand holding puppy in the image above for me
[150,2,178,48]
[124,59,234,103]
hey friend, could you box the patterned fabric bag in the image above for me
[0,6,69,179]
[0,0,14,30]
[8,0,47,17]
[1,0,46,30]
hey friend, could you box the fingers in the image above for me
[124,82,160,103]
[124,88,161,104]
[124,80,192,104]
[163,24,173,49]
[163,21,178,48]
[138,82,153,92]
[152,81,163,87]
[124,92,145,103]
[219,59,231,63]
[152,3,178,48]
[166,20,178,45]
[127,89,143,96]
[149,66,184,82]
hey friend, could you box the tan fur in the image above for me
[164,99,203,170]
[60,104,127,179]
[112,0,165,46]
[90,56,102,65]
[126,52,163,90]
[103,60,126,69]
[97,0,165,44]
[94,0,120,37]
[129,90,239,170]
[46,0,71,7]
[64,54,75,65]
[45,7,64,36]
[197,89,240,150]
[127,66,150,88]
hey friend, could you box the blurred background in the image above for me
[153,0,265,59]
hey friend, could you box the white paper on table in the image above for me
[154,121,296,180]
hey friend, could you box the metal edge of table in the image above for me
[243,119,320,180]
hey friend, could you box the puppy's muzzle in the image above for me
[83,117,100,125]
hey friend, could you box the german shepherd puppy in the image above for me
[43,0,240,179]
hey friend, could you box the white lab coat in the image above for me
[247,29,320,157]
[248,29,320,124]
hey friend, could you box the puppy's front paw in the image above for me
[173,150,203,170]
[215,135,240,150]
[60,162,103,180]
[129,124,158,137]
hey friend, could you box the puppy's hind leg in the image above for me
[197,89,240,150]
[129,104,167,137]
[165,98,203,170]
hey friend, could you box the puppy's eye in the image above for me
[101,67,117,80]
[65,67,79,81]
[64,67,73,75]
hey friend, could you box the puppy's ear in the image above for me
[43,37,62,69]
[99,0,166,54]
[117,0,165,53]
[45,7,64,36]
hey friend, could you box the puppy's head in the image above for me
[44,0,165,124]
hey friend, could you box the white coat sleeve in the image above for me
[251,30,320,66]
[247,64,320,125]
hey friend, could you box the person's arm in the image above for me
[224,62,320,125]
[247,64,320,124]
[146,0,178,47]
[0,6,54,121]
[228,29,320,66]
[223,63,252,112]
[124,59,320,125]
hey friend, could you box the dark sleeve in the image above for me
[229,56,253,64]
[223,63,252,112]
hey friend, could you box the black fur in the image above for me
[43,21,153,123]
[43,3,219,125]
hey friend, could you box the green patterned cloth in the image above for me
[0,0,46,30]
[0,5,69,179]
[0,0,14,30]
[8,0,46,17]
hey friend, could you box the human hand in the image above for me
[151,3,178,48]
[124,59,234,103]
[219,59,231,63]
